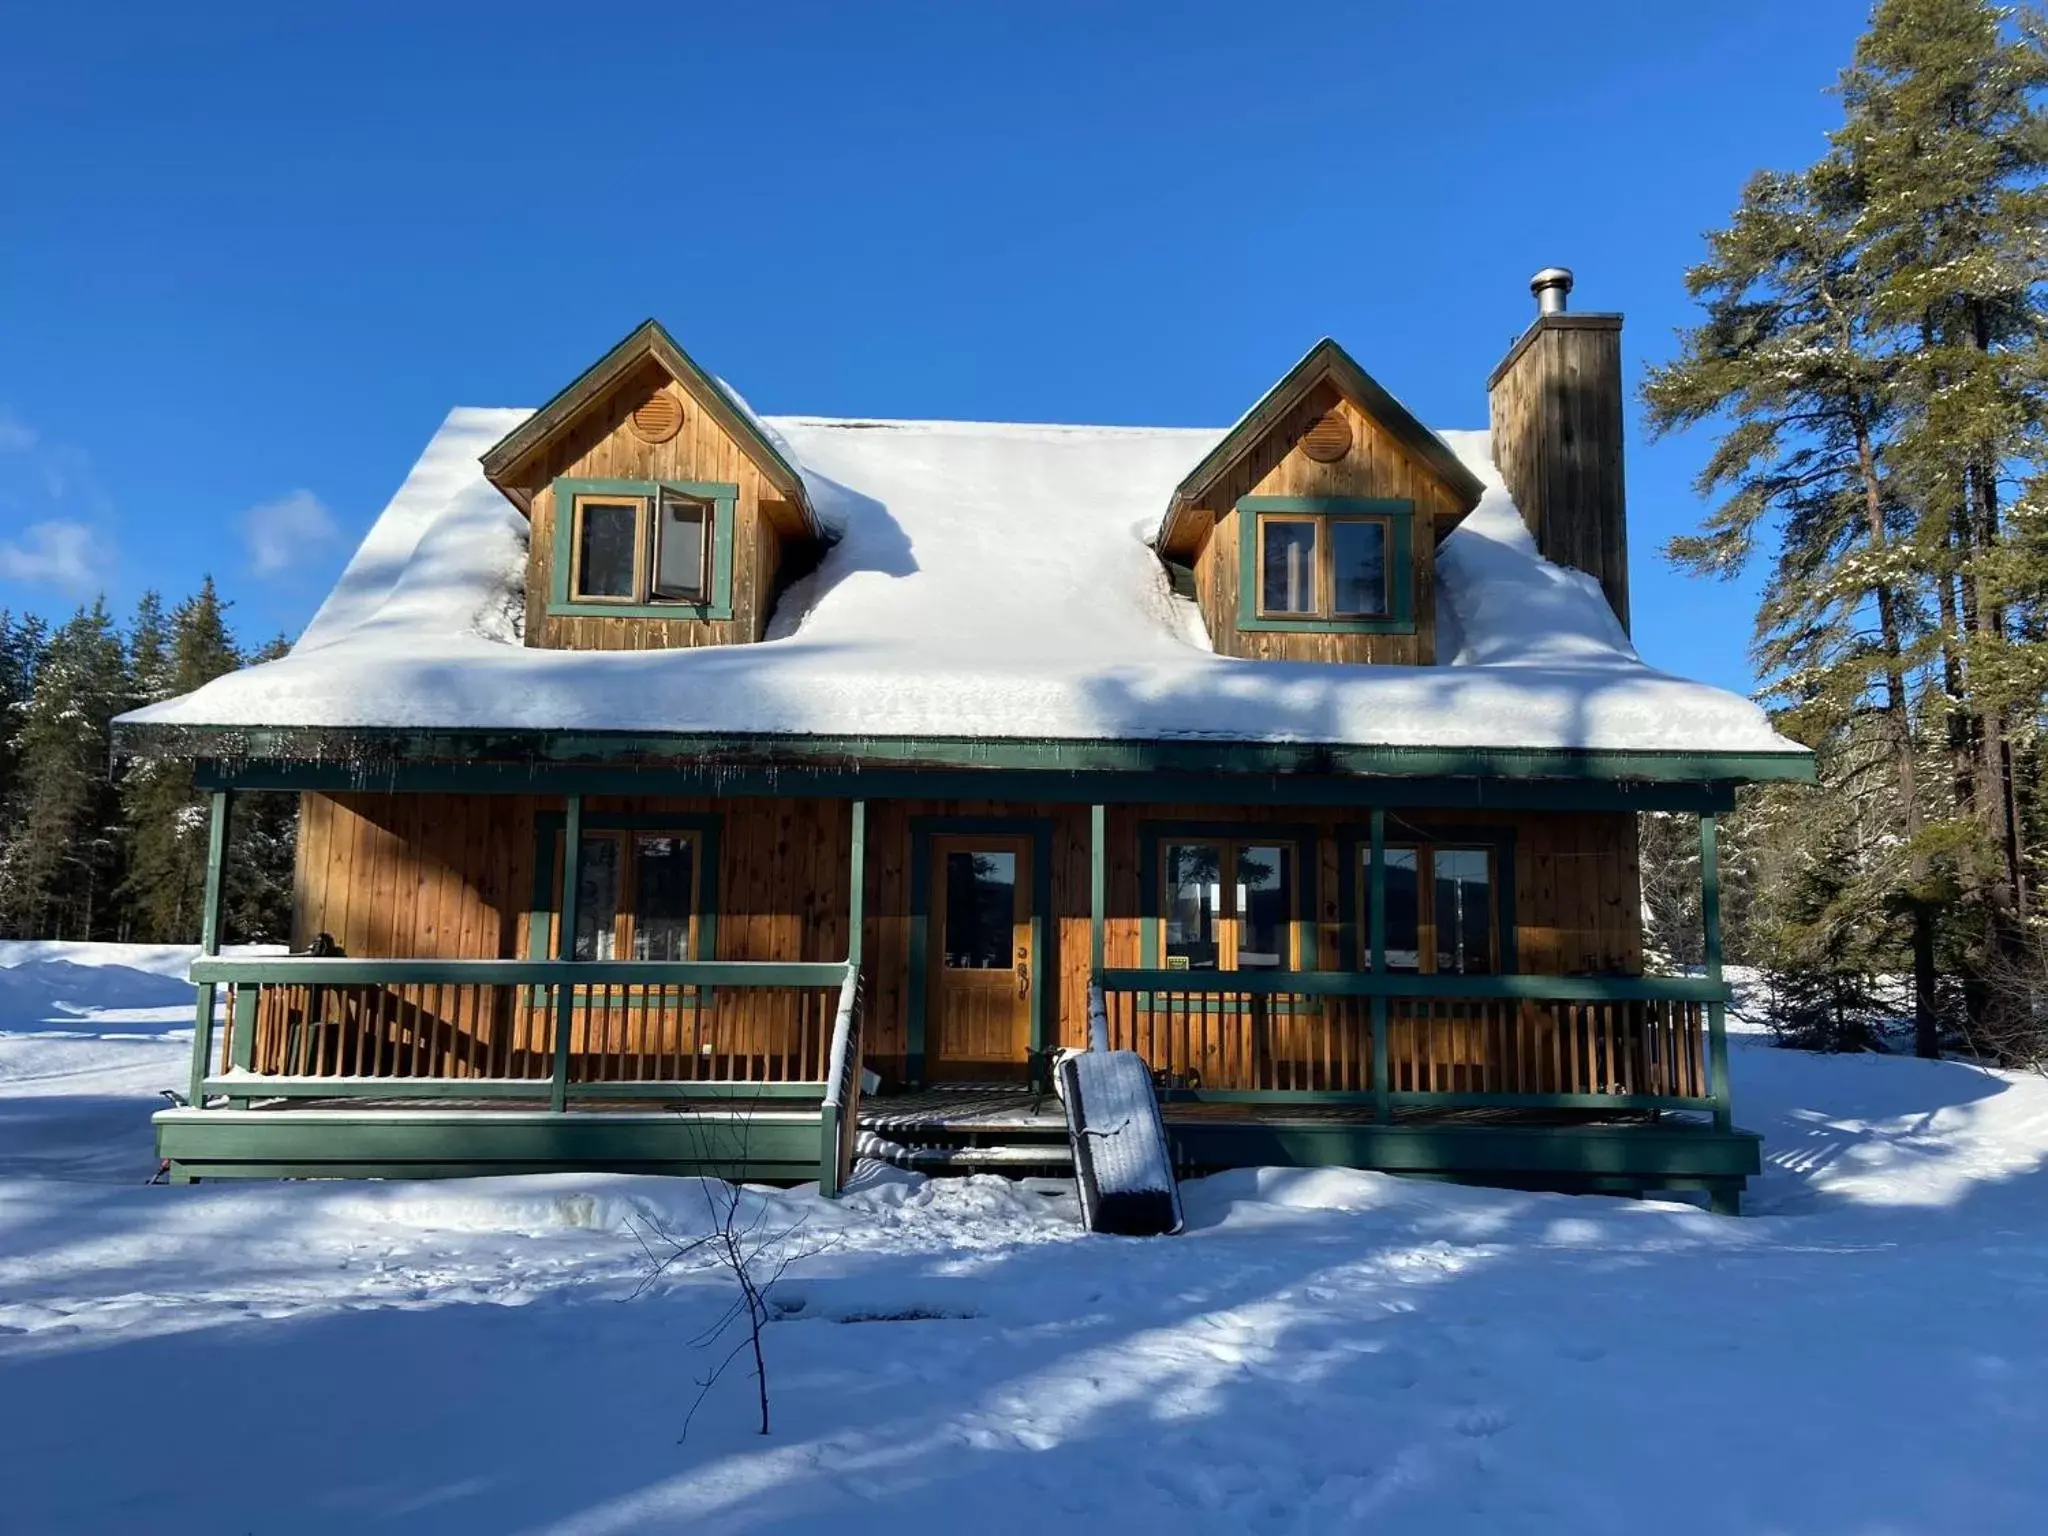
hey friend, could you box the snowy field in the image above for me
[3,945,2047,1534]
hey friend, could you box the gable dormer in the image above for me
[480,321,819,651]
[1157,340,1484,665]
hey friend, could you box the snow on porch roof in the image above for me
[116,404,1809,771]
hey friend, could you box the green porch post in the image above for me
[188,789,233,1110]
[1370,807,1389,1125]
[847,800,867,970]
[1701,812,1731,1134]
[820,800,868,1198]
[1089,803,1106,978]
[550,794,584,1113]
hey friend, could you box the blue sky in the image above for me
[0,0,1870,690]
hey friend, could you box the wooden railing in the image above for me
[196,958,851,1104]
[817,967,866,1198]
[186,955,874,1192]
[1096,969,1729,1123]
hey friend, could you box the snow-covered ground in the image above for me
[3,946,2046,1534]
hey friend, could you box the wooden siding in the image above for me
[290,793,1642,1082]
[521,360,796,650]
[1187,385,1463,664]
[1487,315,1630,632]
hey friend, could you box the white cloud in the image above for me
[243,489,340,575]
[0,410,38,453]
[0,520,97,590]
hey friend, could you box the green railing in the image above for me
[184,954,865,1186]
[1095,968,1731,1129]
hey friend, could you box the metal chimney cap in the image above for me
[1531,267,1574,316]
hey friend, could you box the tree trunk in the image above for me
[1853,421,1939,1056]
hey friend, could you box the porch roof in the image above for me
[115,399,1810,780]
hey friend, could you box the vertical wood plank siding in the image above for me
[521,360,800,650]
[1486,315,1630,632]
[289,793,1641,1082]
[1190,386,1462,665]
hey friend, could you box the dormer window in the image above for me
[1257,513,1389,619]
[1237,496,1415,635]
[568,487,712,604]
[550,477,737,620]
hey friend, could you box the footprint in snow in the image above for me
[1454,1405,1512,1439]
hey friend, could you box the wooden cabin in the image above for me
[118,268,1810,1212]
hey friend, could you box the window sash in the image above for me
[569,496,648,603]
[651,490,710,602]
[1360,842,1496,974]
[1255,516,1320,618]
[1254,512,1392,620]
[555,828,703,963]
[1327,516,1390,617]
[1159,837,1297,972]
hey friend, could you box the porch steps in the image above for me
[868,1139,1075,1172]
[855,1085,1075,1178]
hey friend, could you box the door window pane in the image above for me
[943,850,1015,969]
[575,500,640,599]
[1379,847,1421,971]
[1434,848,1493,974]
[653,493,707,600]
[631,834,694,960]
[1235,844,1291,969]
[1260,518,1318,615]
[574,834,620,959]
[1330,520,1388,616]
[1164,842,1222,971]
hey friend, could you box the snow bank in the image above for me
[120,409,1804,760]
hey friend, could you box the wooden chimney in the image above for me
[1486,268,1631,633]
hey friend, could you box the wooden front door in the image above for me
[927,835,1034,1080]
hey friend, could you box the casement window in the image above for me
[557,829,703,961]
[1363,843,1498,974]
[1161,838,1296,971]
[1236,496,1414,634]
[1256,513,1390,619]
[551,478,736,619]
[569,487,712,604]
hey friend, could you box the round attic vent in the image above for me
[629,392,684,444]
[1302,409,1352,462]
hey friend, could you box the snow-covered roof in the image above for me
[118,406,1807,769]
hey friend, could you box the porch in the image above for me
[156,769,1760,1209]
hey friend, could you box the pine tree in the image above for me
[0,602,128,939]
[1835,0,2048,963]
[0,611,49,934]
[1641,161,1945,1047]
[1648,0,2048,1057]
[118,579,241,941]
[224,632,297,945]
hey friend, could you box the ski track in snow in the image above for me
[3,949,2047,1534]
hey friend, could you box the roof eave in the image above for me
[111,718,1817,790]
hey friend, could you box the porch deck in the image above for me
[159,1080,1756,1210]
[855,1083,1757,1210]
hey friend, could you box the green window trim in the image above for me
[548,477,737,621]
[1236,496,1416,634]
[528,810,723,1003]
[1137,820,1320,977]
[1335,823,1517,974]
